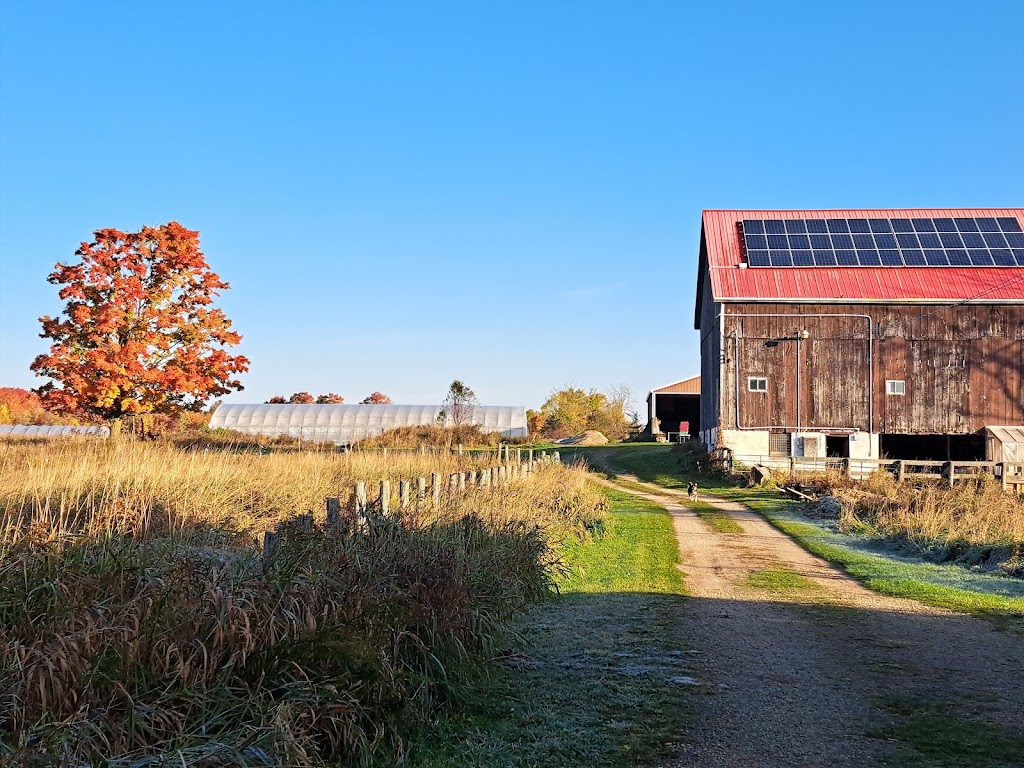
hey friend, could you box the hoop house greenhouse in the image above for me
[209,404,528,444]
[0,425,110,438]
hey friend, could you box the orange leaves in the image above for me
[32,222,249,421]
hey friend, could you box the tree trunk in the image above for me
[109,418,123,440]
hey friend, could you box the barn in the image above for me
[209,403,528,445]
[695,208,1024,463]
[647,376,700,439]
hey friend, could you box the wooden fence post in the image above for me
[529,448,534,462]
[380,480,390,515]
[460,472,468,491]
[417,476,426,504]
[947,462,956,488]
[326,497,342,527]
[263,530,280,563]
[897,460,905,482]
[400,480,410,510]
[450,473,459,493]
[1001,463,1008,493]
[432,472,441,509]
[458,444,463,457]
[355,481,367,516]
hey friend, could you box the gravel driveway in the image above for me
[602,476,1024,768]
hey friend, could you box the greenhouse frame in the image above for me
[209,403,528,444]
[0,425,111,438]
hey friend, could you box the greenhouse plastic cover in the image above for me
[0,424,111,438]
[209,404,528,444]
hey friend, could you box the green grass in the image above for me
[745,565,823,595]
[689,500,744,534]
[592,445,1024,630]
[557,486,686,594]
[875,697,1024,767]
[411,485,692,767]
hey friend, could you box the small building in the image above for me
[209,403,528,444]
[647,376,700,439]
[695,208,1024,462]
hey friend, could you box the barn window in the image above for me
[769,432,791,457]
[748,377,768,392]
[886,380,906,396]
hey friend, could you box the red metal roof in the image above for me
[700,208,1024,309]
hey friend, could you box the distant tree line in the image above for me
[264,392,393,405]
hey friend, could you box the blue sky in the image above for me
[2,1,1022,414]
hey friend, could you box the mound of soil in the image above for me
[556,431,609,446]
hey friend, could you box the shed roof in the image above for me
[648,376,701,397]
[983,425,1024,445]
[696,208,1024,328]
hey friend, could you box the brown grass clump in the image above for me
[0,440,604,764]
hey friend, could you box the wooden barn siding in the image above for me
[719,303,1024,434]
[699,276,721,433]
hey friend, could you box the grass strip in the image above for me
[689,500,744,534]
[745,565,823,595]
[412,486,692,767]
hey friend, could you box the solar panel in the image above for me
[740,216,1024,268]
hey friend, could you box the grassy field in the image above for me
[0,438,605,765]
[412,485,692,768]
[583,444,1024,630]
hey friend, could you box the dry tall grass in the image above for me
[838,472,1024,552]
[0,439,604,765]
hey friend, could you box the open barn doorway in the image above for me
[879,434,985,461]
[647,376,701,439]
[826,435,850,458]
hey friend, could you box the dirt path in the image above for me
[595,470,1024,767]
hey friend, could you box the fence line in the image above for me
[731,453,1024,492]
[262,450,561,561]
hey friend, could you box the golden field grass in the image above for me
[0,437,604,766]
[792,469,1024,560]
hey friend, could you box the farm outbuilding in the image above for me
[0,424,110,438]
[695,208,1024,462]
[646,376,700,439]
[209,403,528,444]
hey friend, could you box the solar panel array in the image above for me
[741,216,1024,268]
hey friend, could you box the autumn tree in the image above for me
[438,380,478,427]
[0,387,53,425]
[316,393,345,404]
[266,396,287,404]
[360,392,392,405]
[31,223,248,433]
[538,386,631,439]
[288,392,315,404]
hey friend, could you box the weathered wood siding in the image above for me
[718,303,1024,434]
[699,268,721,433]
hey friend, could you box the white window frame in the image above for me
[748,376,768,392]
[886,379,905,396]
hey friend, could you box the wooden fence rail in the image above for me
[262,450,561,562]
[731,453,1022,492]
